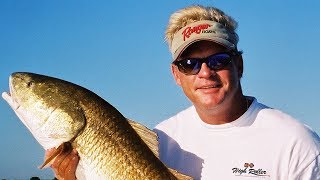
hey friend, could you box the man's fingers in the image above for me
[50,149,79,180]
[51,148,73,176]
[59,153,73,177]
[64,150,79,180]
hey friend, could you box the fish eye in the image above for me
[27,81,34,87]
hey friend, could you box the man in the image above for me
[153,5,320,179]
[4,5,320,179]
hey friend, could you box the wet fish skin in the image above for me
[7,72,192,180]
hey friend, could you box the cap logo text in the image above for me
[182,23,212,41]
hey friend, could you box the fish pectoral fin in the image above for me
[127,118,159,157]
[169,168,194,180]
[39,142,71,169]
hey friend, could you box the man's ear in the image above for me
[171,64,182,86]
[236,55,244,78]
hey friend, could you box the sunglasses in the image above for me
[173,52,238,75]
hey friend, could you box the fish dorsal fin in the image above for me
[127,119,159,157]
[169,168,194,180]
[39,142,71,169]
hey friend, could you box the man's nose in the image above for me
[197,63,216,78]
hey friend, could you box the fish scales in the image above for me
[5,72,192,180]
[48,74,174,179]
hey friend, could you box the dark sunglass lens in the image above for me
[178,59,201,75]
[207,53,231,70]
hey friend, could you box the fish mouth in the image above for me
[7,75,22,112]
[8,75,13,96]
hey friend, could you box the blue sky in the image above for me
[0,0,319,179]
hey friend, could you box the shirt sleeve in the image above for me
[297,154,320,180]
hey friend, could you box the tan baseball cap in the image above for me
[170,20,238,61]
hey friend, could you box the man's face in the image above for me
[171,41,243,111]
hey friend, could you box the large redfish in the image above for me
[4,72,192,180]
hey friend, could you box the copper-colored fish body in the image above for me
[8,72,192,180]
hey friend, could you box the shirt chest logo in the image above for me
[232,162,270,178]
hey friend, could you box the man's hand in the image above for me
[46,148,79,180]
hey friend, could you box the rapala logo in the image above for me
[182,23,213,41]
[232,163,270,178]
